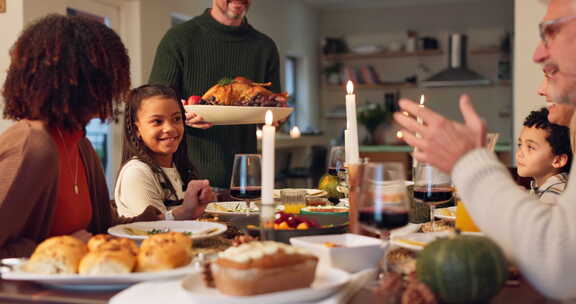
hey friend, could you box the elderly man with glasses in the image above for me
[395,0,576,300]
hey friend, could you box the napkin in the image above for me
[317,268,377,304]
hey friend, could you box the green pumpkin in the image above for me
[416,234,508,304]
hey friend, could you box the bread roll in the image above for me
[136,232,193,272]
[211,241,318,296]
[88,235,138,256]
[87,234,115,252]
[139,232,192,251]
[24,236,88,274]
[79,248,136,275]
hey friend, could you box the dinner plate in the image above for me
[0,258,198,291]
[434,206,456,220]
[205,201,259,215]
[272,189,327,199]
[180,266,350,304]
[391,230,484,251]
[300,206,349,216]
[108,220,227,241]
[184,105,293,125]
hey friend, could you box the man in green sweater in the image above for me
[149,0,281,192]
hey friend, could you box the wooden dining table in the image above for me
[0,277,559,304]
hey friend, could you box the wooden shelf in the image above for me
[322,49,443,61]
[322,48,503,61]
[469,47,503,55]
[323,82,417,90]
[323,80,510,91]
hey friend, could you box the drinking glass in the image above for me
[328,146,348,199]
[327,146,346,176]
[281,189,306,214]
[358,162,410,239]
[230,154,262,208]
[413,162,453,231]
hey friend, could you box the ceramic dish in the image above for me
[290,233,385,273]
[184,105,293,125]
[179,266,350,304]
[0,258,197,291]
[108,220,227,241]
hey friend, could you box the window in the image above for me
[171,13,192,27]
[283,56,299,132]
[67,7,111,173]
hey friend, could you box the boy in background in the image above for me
[516,108,572,205]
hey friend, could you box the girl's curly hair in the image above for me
[2,14,130,130]
[122,84,197,199]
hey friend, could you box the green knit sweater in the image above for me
[149,9,281,188]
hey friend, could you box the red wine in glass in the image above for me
[413,186,453,205]
[230,186,262,201]
[359,207,409,230]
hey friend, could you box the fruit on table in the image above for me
[318,174,342,202]
[416,234,508,304]
[273,212,318,230]
[185,95,201,105]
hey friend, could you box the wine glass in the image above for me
[328,146,346,176]
[328,146,348,200]
[230,154,262,212]
[358,162,410,238]
[357,162,410,277]
[413,162,453,231]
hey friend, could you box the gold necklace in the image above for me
[56,128,79,195]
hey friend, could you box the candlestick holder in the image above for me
[348,161,366,234]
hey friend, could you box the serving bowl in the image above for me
[290,233,386,273]
[231,213,348,244]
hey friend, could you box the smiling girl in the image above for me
[115,85,214,220]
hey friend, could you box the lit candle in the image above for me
[256,127,263,140]
[413,94,426,169]
[417,94,425,126]
[345,81,360,164]
[344,129,352,164]
[261,111,275,205]
[290,126,301,139]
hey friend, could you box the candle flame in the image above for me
[265,110,273,125]
[419,94,425,106]
[396,131,403,139]
[346,80,354,94]
[256,128,263,139]
[290,126,301,139]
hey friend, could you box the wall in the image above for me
[247,1,320,132]
[318,0,515,147]
[139,1,320,132]
[513,0,547,155]
[0,0,25,132]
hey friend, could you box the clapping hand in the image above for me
[393,94,487,174]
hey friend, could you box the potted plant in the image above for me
[357,98,398,145]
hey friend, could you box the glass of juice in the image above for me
[455,198,480,232]
[281,189,306,214]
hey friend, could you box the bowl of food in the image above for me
[231,212,348,244]
[290,233,386,273]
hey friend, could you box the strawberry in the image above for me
[186,95,202,105]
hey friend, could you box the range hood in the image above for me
[422,33,491,87]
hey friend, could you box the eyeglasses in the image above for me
[539,15,576,48]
